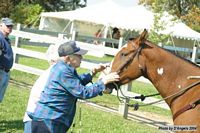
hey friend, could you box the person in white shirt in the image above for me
[23,44,60,132]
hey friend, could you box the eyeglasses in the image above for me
[6,25,13,28]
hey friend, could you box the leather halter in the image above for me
[116,44,143,75]
[173,97,200,120]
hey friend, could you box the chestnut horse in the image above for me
[110,29,200,132]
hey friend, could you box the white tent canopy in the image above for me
[39,0,200,41]
[161,23,200,41]
[40,1,153,31]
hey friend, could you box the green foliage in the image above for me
[147,0,171,45]
[10,3,43,27]
[139,0,154,5]
[0,0,13,18]
[139,0,200,33]
[148,13,171,45]
[181,5,200,32]
[33,0,86,11]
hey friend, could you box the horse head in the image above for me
[106,29,149,90]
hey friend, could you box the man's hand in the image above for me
[91,63,110,76]
[101,72,119,85]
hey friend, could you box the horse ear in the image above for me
[138,29,148,45]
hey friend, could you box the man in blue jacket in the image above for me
[27,41,119,133]
[0,18,14,102]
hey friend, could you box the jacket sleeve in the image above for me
[59,70,105,99]
[78,72,93,86]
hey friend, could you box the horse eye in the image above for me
[121,53,126,57]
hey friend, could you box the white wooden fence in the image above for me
[10,24,171,119]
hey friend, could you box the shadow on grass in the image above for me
[0,120,23,132]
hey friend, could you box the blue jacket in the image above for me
[0,31,13,70]
[28,61,105,131]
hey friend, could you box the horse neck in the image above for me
[142,45,200,105]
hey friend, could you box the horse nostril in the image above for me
[105,82,120,90]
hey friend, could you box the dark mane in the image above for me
[145,40,200,68]
[164,48,200,68]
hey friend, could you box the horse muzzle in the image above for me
[104,82,121,94]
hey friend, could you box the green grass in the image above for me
[83,54,114,63]
[0,84,30,133]
[20,45,48,53]
[0,79,165,133]
[72,104,165,133]
[18,56,49,70]
[10,70,39,85]
[131,81,162,99]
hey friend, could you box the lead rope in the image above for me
[117,84,163,110]
[78,100,82,133]
[70,100,83,133]
[114,80,200,110]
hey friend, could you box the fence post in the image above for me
[118,82,132,119]
[58,34,64,39]
[71,30,76,41]
[118,37,123,49]
[191,44,197,63]
[13,23,21,64]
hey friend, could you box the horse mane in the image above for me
[144,40,200,68]
[127,38,199,68]
[164,48,200,68]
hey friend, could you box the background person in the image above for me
[112,27,121,48]
[23,43,61,132]
[26,41,119,133]
[94,29,102,45]
[0,17,14,102]
[112,27,121,40]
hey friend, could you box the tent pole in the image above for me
[39,16,45,30]
[70,21,74,34]
[103,25,109,46]
[62,21,72,32]
[191,44,197,63]
[170,36,177,54]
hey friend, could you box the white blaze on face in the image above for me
[122,43,128,48]
[157,68,164,75]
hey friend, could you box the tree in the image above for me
[139,0,200,16]
[10,2,43,27]
[0,0,14,18]
[136,0,172,44]
[33,0,86,11]
[139,0,200,32]
[181,5,200,32]
[1,0,87,27]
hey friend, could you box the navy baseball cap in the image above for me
[58,41,87,57]
[1,17,14,25]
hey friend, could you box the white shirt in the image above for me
[23,66,53,122]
